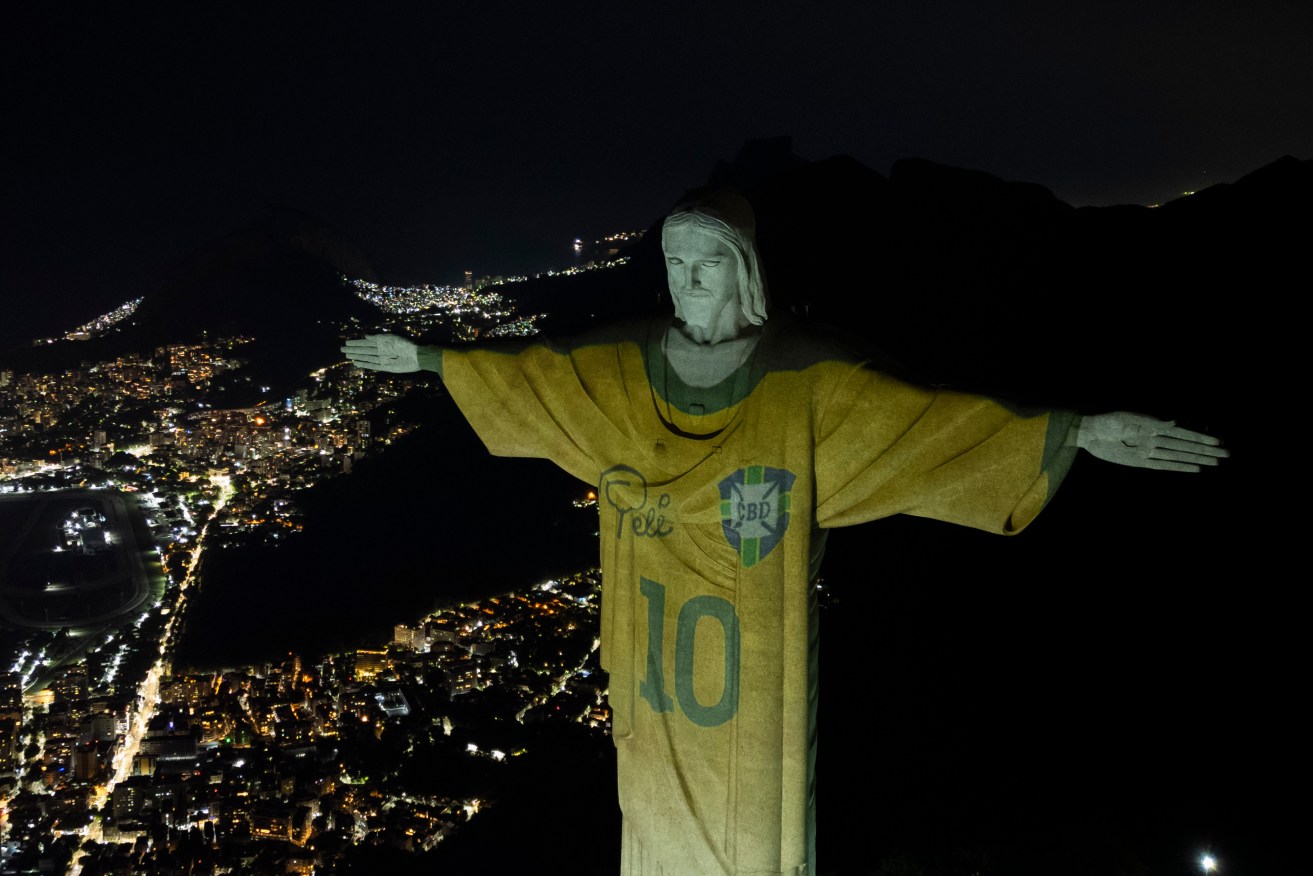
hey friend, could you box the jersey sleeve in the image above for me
[439,340,631,484]
[812,361,1078,535]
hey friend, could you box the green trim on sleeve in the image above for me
[1041,410,1081,500]
[416,345,444,378]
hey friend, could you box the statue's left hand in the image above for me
[1076,412,1228,472]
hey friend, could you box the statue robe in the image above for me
[436,318,1077,875]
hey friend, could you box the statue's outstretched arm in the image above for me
[1070,412,1228,472]
[341,334,435,375]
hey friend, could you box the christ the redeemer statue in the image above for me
[342,187,1225,875]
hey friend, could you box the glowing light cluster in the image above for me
[41,296,144,344]
[346,277,513,316]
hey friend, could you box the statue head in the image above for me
[661,187,768,343]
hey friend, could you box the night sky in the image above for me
[4,2,1311,348]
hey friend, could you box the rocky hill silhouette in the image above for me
[6,141,1303,417]
[1,205,379,402]
[510,137,1302,419]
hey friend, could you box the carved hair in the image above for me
[661,187,769,326]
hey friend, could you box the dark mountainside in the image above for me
[431,143,1300,875]
[13,142,1304,873]
[1,206,380,403]
[8,140,1297,420]
[516,137,1297,420]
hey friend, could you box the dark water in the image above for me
[1,488,164,630]
[171,395,598,668]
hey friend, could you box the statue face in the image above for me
[661,223,748,343]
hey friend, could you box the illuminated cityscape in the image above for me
[0,246,633,874]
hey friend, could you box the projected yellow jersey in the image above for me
[439,318,1077,876]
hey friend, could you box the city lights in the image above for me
[0,239,625,870]
[35,297,144,345]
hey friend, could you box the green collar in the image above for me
[643,321,766,416]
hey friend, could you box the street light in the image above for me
[1200,853,1218,873]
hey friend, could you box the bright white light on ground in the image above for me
[1200,854,1218,872]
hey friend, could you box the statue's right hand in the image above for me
[341,334,421,373]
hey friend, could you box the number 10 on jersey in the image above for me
[638,577,741,727]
